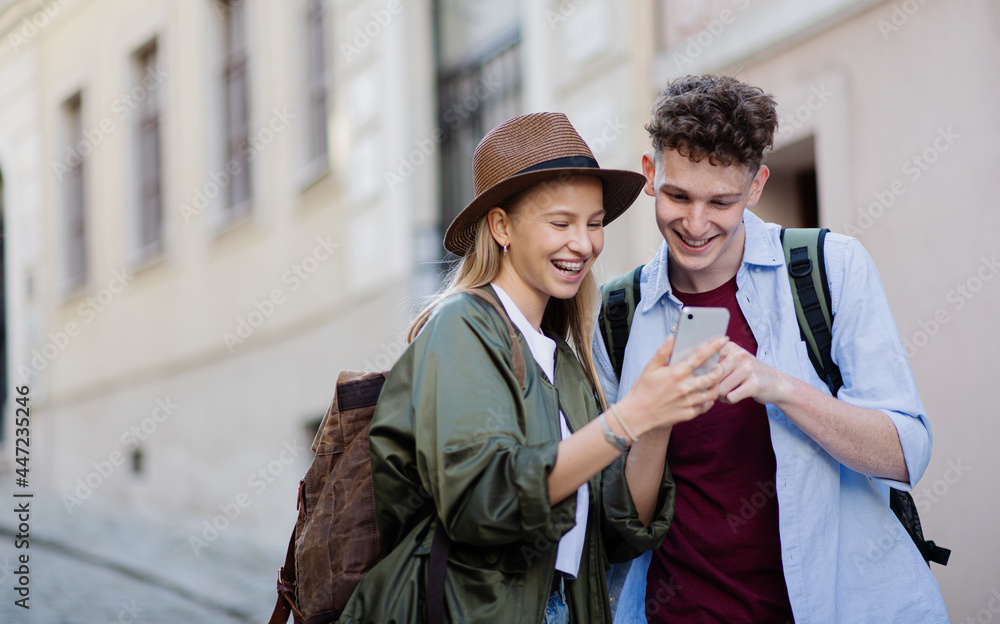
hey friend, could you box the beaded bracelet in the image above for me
[609,403,639,444]
[598,413,630,452]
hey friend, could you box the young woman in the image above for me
[339,113,727,624]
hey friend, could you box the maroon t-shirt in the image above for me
[646,276,794,623]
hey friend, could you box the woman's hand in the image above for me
[549,336,725,506]
[614,335,729,438]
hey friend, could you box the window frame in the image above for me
[61,92,88,293]
[132,40,165,265]
[219,0,252,220]
[304,0,329,173]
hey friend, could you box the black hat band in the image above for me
[515,155,600,175]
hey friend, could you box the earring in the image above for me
[502,244,508,256]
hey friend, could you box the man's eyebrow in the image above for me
[662,183,743,200]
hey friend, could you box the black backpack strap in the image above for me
[780,228,842,395]
[426,521,451,624]
[598,266,644,380]
[780,228,949,567]
[889,489,951,566]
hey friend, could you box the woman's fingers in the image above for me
[699,356,729,389]
[682,336,729,372]
[642,335,675,374]
[671,337,728,395]
[631,336,734,430]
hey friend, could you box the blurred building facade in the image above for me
[0,0,997,618]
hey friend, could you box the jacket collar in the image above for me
[641,209,784,313]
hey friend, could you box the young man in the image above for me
[596,75,949,623]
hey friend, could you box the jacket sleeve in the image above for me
[600,447,676,563]
[406,295,577,546]
[827,236,933,490]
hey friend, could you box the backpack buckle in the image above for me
[606,289,629,321]
[788,247,812,278]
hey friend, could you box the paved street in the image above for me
[0,485,287,623]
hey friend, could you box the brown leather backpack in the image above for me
[268,290,525,624]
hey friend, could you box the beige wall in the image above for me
[32,0,422,399]
[0,0,437,526]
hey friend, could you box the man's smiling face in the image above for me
[643,147,769,292]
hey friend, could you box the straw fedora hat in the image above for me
[443,112,646,256]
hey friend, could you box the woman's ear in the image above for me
[486,206,510,247]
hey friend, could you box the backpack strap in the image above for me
[426,522,451,623]
[780,228,950,567]
[467,288,527,389]
[889,486,952,566]
[598,266,644,380]
[780,228,842,395]
[269,493,306,624]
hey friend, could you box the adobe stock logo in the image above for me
[958,588,1000,624]
[16,268,134,381]
[725,480,776,534]
[188,440,306,556]
[340,0,408,62]
[876,0,928,41]
[902,255,998,358]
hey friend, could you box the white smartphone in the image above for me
[669,306,730,375]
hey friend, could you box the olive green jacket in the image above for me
[340,288,675,623]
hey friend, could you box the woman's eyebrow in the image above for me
[543,209,607,219]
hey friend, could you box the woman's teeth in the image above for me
[680,235,711,248]
[553,260,584,275]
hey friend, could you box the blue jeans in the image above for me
[606,550,651,623]
[543,574,569,624]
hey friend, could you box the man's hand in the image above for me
[716,342,909,482]
[717,342,791,405]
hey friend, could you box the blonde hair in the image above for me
[408,194,609,410]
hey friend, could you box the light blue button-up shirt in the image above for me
[596,210,949,623]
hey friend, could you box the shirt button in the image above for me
[660,299,666,306]
[754,267,761,273]
[609,596,615,603]
[670,324,677,332]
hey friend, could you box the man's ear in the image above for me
[641,151,657,197]
[486,206,510,246]
[745,165,770,208]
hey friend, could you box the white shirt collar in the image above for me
[491,283,556,383]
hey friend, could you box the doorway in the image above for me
[756,136,819,228]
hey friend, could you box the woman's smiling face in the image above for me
[489,175,605,322]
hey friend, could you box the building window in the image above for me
[435,0,522,260]
[63,93,87,290]
[305,0,329,167]
[135,42,163,260]
[221,0,251,214]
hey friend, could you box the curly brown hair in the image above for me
[646,75,778,171]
